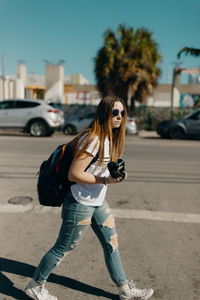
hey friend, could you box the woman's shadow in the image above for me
[0,257,118,299]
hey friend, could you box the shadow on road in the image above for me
[0,257,118,300]
[0,131,29,137]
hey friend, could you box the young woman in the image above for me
[25,96,154,300]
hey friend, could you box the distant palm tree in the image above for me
[177,47,200,59]
[94,24,161,110]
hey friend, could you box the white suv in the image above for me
[0,99,64,137]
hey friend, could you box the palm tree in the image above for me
[94,24,161,110]
[177,47,200,59]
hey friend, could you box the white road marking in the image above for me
[0,204,200,224]
[112,209,200,224]
[0,204,34,213]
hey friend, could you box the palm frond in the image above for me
[94,24,161,105]
[177,47,200,59]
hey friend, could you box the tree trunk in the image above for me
[130,96,136,113]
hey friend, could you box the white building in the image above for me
[1,64,200,108]
[0,64,90,102]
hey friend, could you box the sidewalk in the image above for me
[138,130,159,138]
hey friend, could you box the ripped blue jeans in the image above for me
[33,191,127,287]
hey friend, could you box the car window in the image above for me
[48,102,62,110]
[0,100,15,109]
[85,113,95,119]
[188,111,200,120]
[15,101,40,108]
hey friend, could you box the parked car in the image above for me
[126,116,138,134]
[63,113,138,135]
[0,99,65,137]
[157,108,200,139]
[63,112,95,135]
[63,104,96,119]
[45,100,63,112]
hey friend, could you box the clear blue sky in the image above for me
[0,0,200,84]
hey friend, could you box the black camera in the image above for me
[107,159,125,179]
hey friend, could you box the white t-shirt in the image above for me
[70,135,110,206]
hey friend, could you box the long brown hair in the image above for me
[70,96,127,164]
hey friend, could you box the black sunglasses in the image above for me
[112,109,125,118]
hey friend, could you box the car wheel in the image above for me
[29,121,47,137]
[160,133,168,139]
[63,124,77,135]
[169,126,185,139]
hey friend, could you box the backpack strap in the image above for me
[56,144,67,173]
[85,151,99,171]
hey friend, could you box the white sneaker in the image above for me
[119,280,154,300]
[24,279,58,300]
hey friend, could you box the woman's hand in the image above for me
[107,172,127,184]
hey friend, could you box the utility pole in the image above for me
[171,68,175,109]
[1,53,5,100]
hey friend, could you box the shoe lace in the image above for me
[128,280,136,289]
[128,280,146,298]
[37,285,49,296]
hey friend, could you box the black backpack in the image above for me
[37,143,98,207]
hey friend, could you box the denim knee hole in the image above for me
[102,214,115,229]
[105,207,111,214]
[77,218,91,226]
[110,234,118,251]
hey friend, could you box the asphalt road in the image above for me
[0,132,200,300]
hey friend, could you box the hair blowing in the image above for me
[70,96,127,165]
